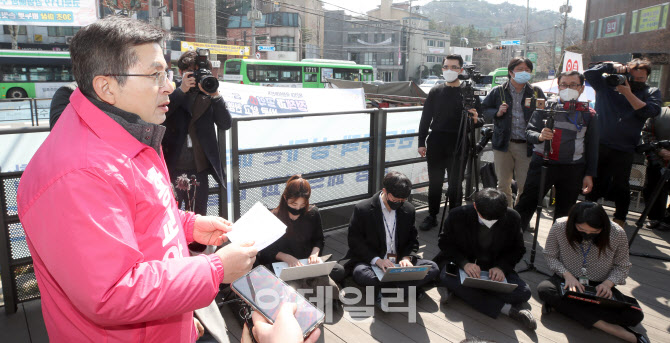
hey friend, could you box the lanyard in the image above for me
[566,112,584,132]
[382,210,396,254]
[579,242,592,269]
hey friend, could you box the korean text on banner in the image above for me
[181,41,250,57]
[0,0,97,26]
[562,51,583,73]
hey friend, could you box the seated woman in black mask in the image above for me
[259,174,345,308]
[538,202,647,343]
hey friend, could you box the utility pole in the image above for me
[524,0,529,57]
[552,25,558,75]
[406,0,413,81]
[560,0,571,58]
[251,0,256,55]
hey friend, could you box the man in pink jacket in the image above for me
[17,16,257,342]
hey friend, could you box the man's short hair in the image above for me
[382,171,412,199]
[473,188,508,220]
[70,16,168,98]
[178,50,212,71]
[628,58,652,76]
[507,57,533,77]
[443,54,464,67]
[557,70,585,85]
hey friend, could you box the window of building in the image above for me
[47,26,80,37]
[349,52,359,63]
[363,52,376,65]
[348,34,359,43]
[270,36,295,51]
[382,71,393,82]
[597,13,626,38]
[374,33,386,43]
[3,25,27,35]
[426,55,437,63]
[427,40,435,47]
[631,3,670,34]
[379,53,393,65]
[437,41,445,47]
[265,12,299,27]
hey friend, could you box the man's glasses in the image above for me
[558,83,582,90]
[442,65,461,71]
[104,70,174,87]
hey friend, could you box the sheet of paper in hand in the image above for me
[226,202,287,250]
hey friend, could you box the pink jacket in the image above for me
[17,89,225,342]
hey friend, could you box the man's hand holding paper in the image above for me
[226,202,288,250]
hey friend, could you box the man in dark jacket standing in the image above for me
[437,188,535,329]
[514,71,599,230]
[642,106,670,231]
[417,54,482,231]
[482,58,546,209]
[584,59,662,227]
[162,50,232,216]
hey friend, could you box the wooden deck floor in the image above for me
[3,206,670,343]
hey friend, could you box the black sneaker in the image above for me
[656,222,670,232]
[419,215,437,231]
[624,326,651,343]
[646,220,660,229]
[509,307,537,330]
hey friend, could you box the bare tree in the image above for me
[8,25,18,49]
[102,0,143,19]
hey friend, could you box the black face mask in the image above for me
[630,81,647,92]
[578,230,599,241]
[287,206,306,216]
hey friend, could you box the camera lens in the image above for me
[201,75,219,94]
[604,74,626,87]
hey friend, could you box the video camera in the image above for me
[475,126,493,154]
[602,62,633,87]
[458,64,487,110]
[193,48,219,94]
[636,140,670,168]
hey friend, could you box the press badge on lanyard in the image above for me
[382,212,397,264]
[579,242,592,286]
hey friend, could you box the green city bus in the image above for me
[0,49,73,98]
[222,58,374,88]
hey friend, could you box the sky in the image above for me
[322,0,587,21]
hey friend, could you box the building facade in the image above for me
[323,10,402,82]
[583,0,670,101]
[226,12,302,61]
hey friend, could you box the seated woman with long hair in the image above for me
[538,202,647,343]
[259,175,345,307]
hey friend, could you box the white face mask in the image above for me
[443,70,459,82]
[478,215,498,228]
[559,88,580,102]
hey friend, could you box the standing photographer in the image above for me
[417,54,482,231]
[482,58,546,209]
[641,106,670,231]
[162,49,231,216]
[584,59,662,227]
[514,71,599,230]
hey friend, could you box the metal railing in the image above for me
[0,104,653,314]
[0,98,51,127]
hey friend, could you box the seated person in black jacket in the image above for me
[259,175,345,308]
[438,188,536,330]
[343,171,439,311]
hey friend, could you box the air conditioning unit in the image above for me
[65,36,74,45]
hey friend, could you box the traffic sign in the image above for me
[255,52,261,59]
[527,52,538,63]
[258,45,275,52]
[501,40,521,46]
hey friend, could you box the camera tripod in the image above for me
[437,105,483,235]
[628,166,670,261]
[518,106,562,277]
